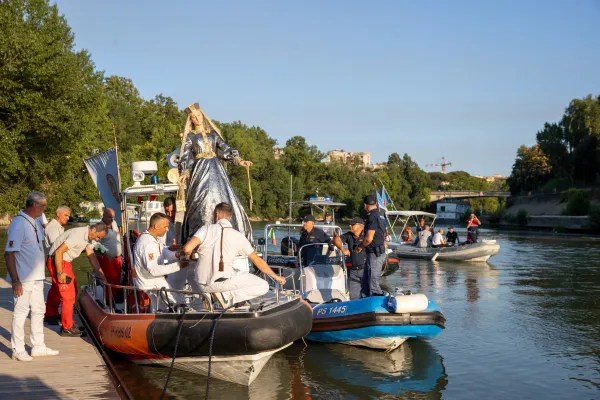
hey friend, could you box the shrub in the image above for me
[516,209,529,228]
[588,204,600,232]
[488,208,506,224]
[562,189,590,216]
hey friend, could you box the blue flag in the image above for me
[376,191,387,210]
[381,185,393,208]
[84,148,122,226]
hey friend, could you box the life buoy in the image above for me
[401,229,413,242]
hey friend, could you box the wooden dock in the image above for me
[0,278,121,399]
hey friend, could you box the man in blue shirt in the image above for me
[355,195,387,297]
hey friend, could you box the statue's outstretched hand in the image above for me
[178,173,188,185]
[239,160,253,167]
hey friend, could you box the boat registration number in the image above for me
[110,325,132,339]
[316,305,347,316]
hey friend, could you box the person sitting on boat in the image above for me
[401,226,413,243]
[446,226,459,246]
[416,225,432,248]
[432,229,450,248]
[413,218,425,244]
[466,213,481,243]
[333,217,366,300]
[297,214,333,264]
[133,213,187,311]
[323,212,333,225]
[46,223,108,336]
[182,202,286,308]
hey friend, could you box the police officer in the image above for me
[297,215,331,264]
[323,212,333,225]
[333,217,366,299]
[355,195,387,297]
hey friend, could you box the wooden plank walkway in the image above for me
[0,278,120,399]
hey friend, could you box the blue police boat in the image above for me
[298,243,445,350]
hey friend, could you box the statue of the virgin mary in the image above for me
[177,103,253,242]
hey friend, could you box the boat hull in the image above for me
[79,289,313,385]
[305,296,445,350]
[129,344,291,386]
[390,240,500,262]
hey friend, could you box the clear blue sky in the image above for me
[54,0,600,176]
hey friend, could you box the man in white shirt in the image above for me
[5,191,59,361]
[432,228,448,248]
[182,202,286,308]
[46,223,108,336]
[133,212,187,311]
[44,206,71,254]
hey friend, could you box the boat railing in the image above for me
[87,270,299,315]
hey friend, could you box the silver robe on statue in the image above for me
[178,130,253,242]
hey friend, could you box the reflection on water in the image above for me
[1,227,599,399]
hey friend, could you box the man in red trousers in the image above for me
[45,223,108,336]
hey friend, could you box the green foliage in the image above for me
[561,189,590,216]
[488,208,506,224]
[509,94,600,194]
[587,204,600,232]
[85,208,101,219]
[0,0,438,220]
[516,209,529,228]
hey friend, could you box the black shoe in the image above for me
[60,326,82,337]
[44,315,61,326]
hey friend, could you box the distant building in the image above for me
[273,147,285,159]
[436,200,470,220]
[372,162,387,171]
[326,150,371,167]
[473,174,506,183]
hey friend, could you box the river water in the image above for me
[1,226,599,399]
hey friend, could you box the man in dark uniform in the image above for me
[355,195,387,297]
[446,226,459,246]
[323,212,333,225]
[333,217,366,300]
[297,215,331,265]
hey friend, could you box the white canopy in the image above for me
[385,210,437,218]
[286,200,347,207]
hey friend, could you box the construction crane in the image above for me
[425,157,453,174]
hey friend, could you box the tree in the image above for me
[0,0,108,213]
[508,144,552,193]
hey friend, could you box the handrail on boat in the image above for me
[87,270,299,316]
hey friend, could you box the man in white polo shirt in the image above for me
[5,191,59,361]
[133,212,187,311]
[45,223,108,336]
[44,206,71,254]
[182,202,286,308]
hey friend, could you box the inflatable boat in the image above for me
[298,243,445,350]
[389,240,500,262]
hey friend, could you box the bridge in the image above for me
[430,191,511,202]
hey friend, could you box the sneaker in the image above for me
[12,351,33,362]
[43,315,61,326]
[60,326,82,337]
[31,346,59,357]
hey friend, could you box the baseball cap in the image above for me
[349,217,365,225]
[363,195,377,205]
[302,215,315,222]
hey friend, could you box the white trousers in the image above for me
[12,280,45,353]
[200,273,269,304]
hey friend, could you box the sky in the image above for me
[54,0,600,176]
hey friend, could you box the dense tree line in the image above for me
[509,95,600,193]
[0,0,498,220]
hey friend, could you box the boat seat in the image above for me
[306,289,349,304]
[307,264,344,279]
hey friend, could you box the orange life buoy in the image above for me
[401,229,413,241]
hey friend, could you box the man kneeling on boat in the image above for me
[182,202,286,308]
[133,212,188,311]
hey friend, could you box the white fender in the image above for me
[389,293,429,313]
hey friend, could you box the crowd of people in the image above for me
[400,213,482,249]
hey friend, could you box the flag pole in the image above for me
[112,123,125,231]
